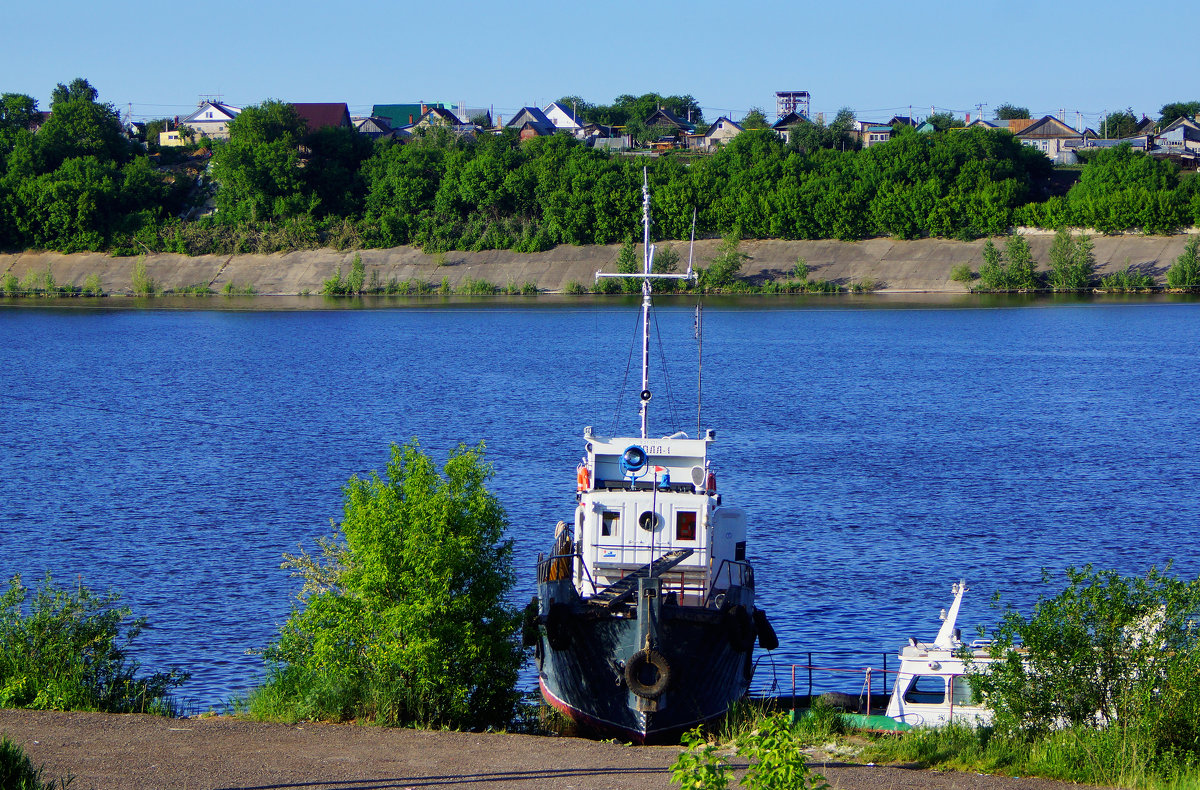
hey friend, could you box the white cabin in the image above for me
[572,427,748,607]
[885,581,995,727]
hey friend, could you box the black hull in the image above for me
[535,599,754,744]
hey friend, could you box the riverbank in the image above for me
[0,709,1098,790]
[1,234,1194,296]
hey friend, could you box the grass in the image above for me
[854,722,1200,789]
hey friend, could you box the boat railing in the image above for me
[788,655,900,718]
[536,549,598,592]
[704,559,754,603]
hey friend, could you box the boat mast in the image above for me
[639,171,653,440]
[594,167,696,439]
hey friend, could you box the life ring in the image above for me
[576,464,590,492]
[753,608,779,651]
[625,648,672,699]
[546,603,572,651]
[725,605,754,653]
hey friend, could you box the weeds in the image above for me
[0,735,71,790]
[130,257,156,296]
[671,714,829,790]
[0,574,188,715]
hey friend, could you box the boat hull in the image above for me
[535,597,754,743]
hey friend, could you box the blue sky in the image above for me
[6,0,1195,129]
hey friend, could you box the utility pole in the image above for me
[976,102,987,123]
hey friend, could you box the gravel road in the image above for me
[0,709,1101,790]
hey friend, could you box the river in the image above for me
[3,293,1199,710]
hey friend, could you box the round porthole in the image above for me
[638,511,660,531]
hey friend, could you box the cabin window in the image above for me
[601,511,619,537]
[675,511,697,541]
[950,675,977,706]
[903,675,946,705]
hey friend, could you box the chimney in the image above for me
[409,114,414,125]
[420,103,427,116]
[966,112,971,124]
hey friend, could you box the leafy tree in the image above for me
[0,93,39,156]
[615,238,641,293]
[35,79,131,170]
[973,566,1200,755]
[741,107,769,130]
[994,104,1031,121]
[1158,100,1200,125]
[927,111,965,131]
[1005,234,1037,289]
[701,233,748,289]
[209,100,311,222]
[1166,236,1200,289]
[978,239,1008,289]
[1100,108,1140,139]
[252,440,522,729]
[788,108,856,154]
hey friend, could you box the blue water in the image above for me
[3,295,1200,710]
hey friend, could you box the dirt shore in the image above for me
[1,233,1195,296]
[1,709,1101,790]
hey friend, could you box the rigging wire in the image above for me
[650,305,680,435]
[609,306,642,436]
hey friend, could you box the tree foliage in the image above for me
[973,566,1200,758]
[252,440,522,730]
[994,104,1031,121]
[1100,108,1141,139]
[4,78,1199,258]
[1159,100,1200,125]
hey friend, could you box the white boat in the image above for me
[884,580,996,727]
[792,581,996,731]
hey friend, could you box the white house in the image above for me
[181,101,241,140]
[543,101,584,135]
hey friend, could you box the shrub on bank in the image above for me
[0,574,188,714]
[249,440,523,730]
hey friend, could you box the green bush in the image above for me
[563,280,587,295]
[130,257,155,296]
[950,263,973,284]
[249,441,522,730]
[1166,236,1200,289]
[0,574,188,714]
[974,567,1200,754]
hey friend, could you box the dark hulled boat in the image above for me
[531,173,776,743]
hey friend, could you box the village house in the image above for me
[181,100,241,140]
[701,116,743,150]
[543,101,584,135]
[291,103,352,132]
[1014,115,1084,165]
[506,107,557,141]
[771,111,808,144]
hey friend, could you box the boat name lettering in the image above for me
[643,444,669,455]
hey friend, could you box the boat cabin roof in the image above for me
[583,428,713,491]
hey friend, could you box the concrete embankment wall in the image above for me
[1,233,1195,295]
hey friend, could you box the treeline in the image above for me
[2,81,1199,259]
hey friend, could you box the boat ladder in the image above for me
[589,548,694,609]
